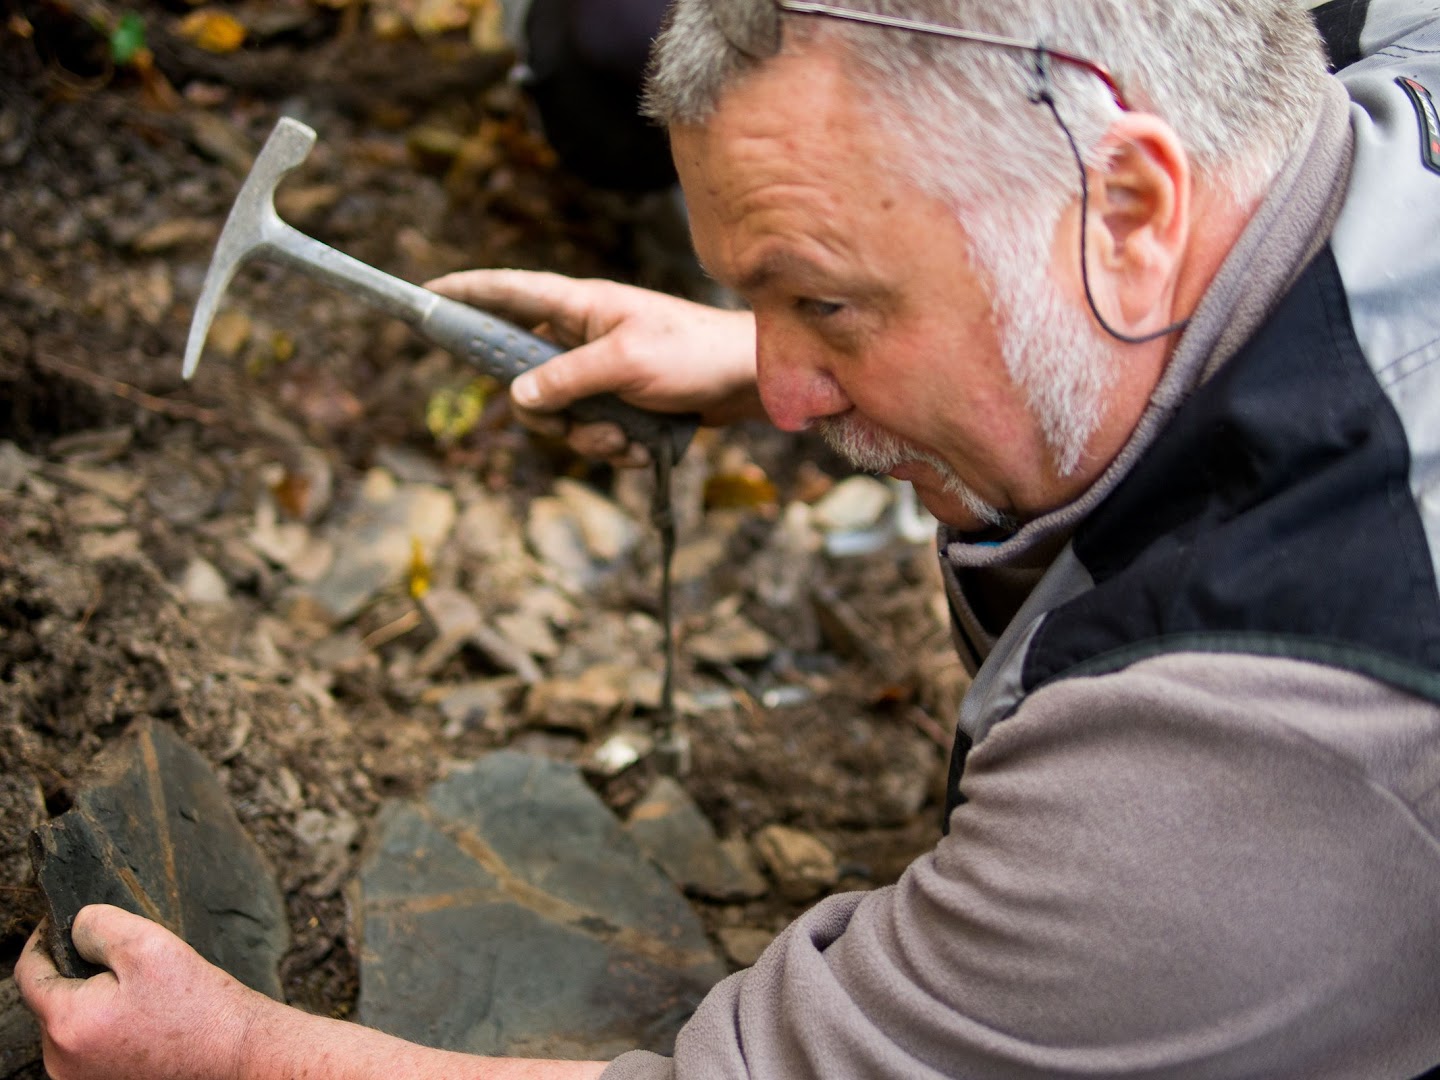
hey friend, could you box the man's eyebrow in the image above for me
[736,256,781,294]
[733,251,825,294]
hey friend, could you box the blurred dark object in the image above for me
[522,0,677,192]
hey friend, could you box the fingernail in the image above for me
[511,375,540,408]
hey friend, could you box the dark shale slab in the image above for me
[358,751,727,1060]
[29,719,289,998]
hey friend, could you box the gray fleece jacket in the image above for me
[605,4,1440,1077]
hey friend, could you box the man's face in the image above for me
[672,45,1119,530]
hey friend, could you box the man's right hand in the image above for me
[426,269,761,465]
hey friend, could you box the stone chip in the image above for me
[753,824,838,902]
[626,777,769,902]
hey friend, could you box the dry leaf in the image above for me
[469,0,505,51]
[412,0,470,35]
[271,470,313,521]
[177,9,247,54]
[704,466,779,510]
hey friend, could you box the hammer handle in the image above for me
[420,293,698,461]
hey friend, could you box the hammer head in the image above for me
[182,117,318,380]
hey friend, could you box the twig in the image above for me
[362,609,422,651]
[908,706,954,751]
[76,581,102,634]
[34,352,223,426]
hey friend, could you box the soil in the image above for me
[0,7,965,1076]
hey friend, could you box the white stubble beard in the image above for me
[984,232,1116,482]
[815,415,1014,529]
[815,259,1114,533]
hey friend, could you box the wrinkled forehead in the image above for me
[672,38,948,219]
[667,60,959,287]
[668,41,911,185]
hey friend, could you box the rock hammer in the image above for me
[182,116,698,461]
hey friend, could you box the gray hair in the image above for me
[645,0,1328,212]
[645,1,1328,477]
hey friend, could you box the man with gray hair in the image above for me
[18,1,1440,1077]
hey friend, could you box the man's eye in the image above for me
[796,298,844,318]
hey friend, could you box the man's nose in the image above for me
[754,322,852,432]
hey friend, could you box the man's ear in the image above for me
[1080,112,1190,331]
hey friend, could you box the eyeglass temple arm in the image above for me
[775,1,1130,110]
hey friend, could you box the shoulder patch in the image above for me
[1395,77,1440,176]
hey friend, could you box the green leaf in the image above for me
[110,12,147,66]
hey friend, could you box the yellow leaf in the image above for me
[408,537,432,599]
[177,8,246,53]
[425,378,493,444]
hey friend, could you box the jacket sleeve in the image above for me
[604,652,1440,1080]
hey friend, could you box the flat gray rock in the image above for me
[29,719,289,998]
[358,751,726,1059]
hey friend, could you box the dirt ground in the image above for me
[0,5,964,1074]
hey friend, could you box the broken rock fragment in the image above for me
[0,441,37,493]
[686,604,774,667]
[526,481,640,593]
[414,586,485,675]
[430,677,525,738]
[587,730,655,777]
[553,477,640,563]
[626,777,769,902]
[811,475,892,532]
[28,719,289,997]
[524,663,632,734]
[753,824,839,902]
[525,496,597,593]
[716,927,777,968]
[180,555,230,606]
[305,475,456,622]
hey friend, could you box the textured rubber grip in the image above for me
[419,292,698,459]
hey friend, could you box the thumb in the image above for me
[15,920,100,1018]
[511,335,636,414]
[69,905,160,974]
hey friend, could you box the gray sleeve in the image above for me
[604,652,1440,1080]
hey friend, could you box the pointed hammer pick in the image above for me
[183,116,697,461]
